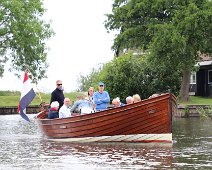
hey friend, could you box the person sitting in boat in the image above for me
[93,82,110,111]
[132,94,141,103]
[149,93,160,98]
[125,96,134,104]
[48,101,59,119]
[70,96,94,114]
[88,86,96,111]
[112,97,125,108]
[59,98,72,118]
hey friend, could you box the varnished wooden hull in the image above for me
[35,93,176,143]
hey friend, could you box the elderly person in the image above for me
[70,96,94,114]
[132,94,141,103]
[93,82,110,111]
[149,93,160,99]
[126,96,134,104]
[112,97,125,108]
[59,98,72,118]
[50,80,65,109]
[88,86,95,110]
[48,101,59,119]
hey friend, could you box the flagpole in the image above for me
[35,83,43,103]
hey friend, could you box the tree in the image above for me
[76,67,102,92]
[77,53,181,102]
[105,0,212,101]
[0,0,54,81]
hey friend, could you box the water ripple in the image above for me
[0,115,212,169]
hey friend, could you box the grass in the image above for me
[0,91,211,107]
[179,96,212,106]
[0,91,86,107]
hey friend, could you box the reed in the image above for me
[197,106,212,119]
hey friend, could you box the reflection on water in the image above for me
[172,118,212,169]
[0,115,211,169]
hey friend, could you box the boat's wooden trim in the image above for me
[48,133,172,143]
[39,100,170,138]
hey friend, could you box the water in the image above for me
[0,115,211,170]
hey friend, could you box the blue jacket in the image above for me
[70,99,92,113]
[48,109,59,119]
[94,91,110,111]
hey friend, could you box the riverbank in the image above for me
[0,105,40,115]
[0,104,211,118]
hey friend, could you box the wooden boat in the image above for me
[35,93,177,143]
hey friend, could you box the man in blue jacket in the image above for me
[93,82,110,111]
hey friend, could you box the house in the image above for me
[189,59,212,97]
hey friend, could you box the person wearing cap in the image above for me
[93,82,110,111]
[50,80,65,109]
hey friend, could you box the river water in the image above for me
[0,115,211,170]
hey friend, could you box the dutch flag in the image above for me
[17,72,36,122]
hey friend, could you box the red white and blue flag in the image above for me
[17,72,36,122]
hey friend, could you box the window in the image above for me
[190,72,196,84]
[208,70,212,84]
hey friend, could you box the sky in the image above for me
[0,0,116,93]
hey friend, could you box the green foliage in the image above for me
[105,0,212,101]
[197,106,212,119]
[0,0,54,81]
[77,67,102,92]
[184,106,190,118]
[0,90,20,96]
[101,53,145,101]
[77,53,181,102]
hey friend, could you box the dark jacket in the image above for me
[50,88,65,109]
[48,108,59,119]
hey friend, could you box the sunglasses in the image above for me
[57,84,62,86]
[99,85,104,87]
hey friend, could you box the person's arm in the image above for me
[93,93,104,104]
[101,92,110,103]
[59,107,64,118]
[70,101,79,113]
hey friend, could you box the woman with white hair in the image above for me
[132,94,141,103]
[126,96,134,104]
[112,97,125,108]
[48,101,59,119]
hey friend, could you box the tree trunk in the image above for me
[179,68,191,102]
